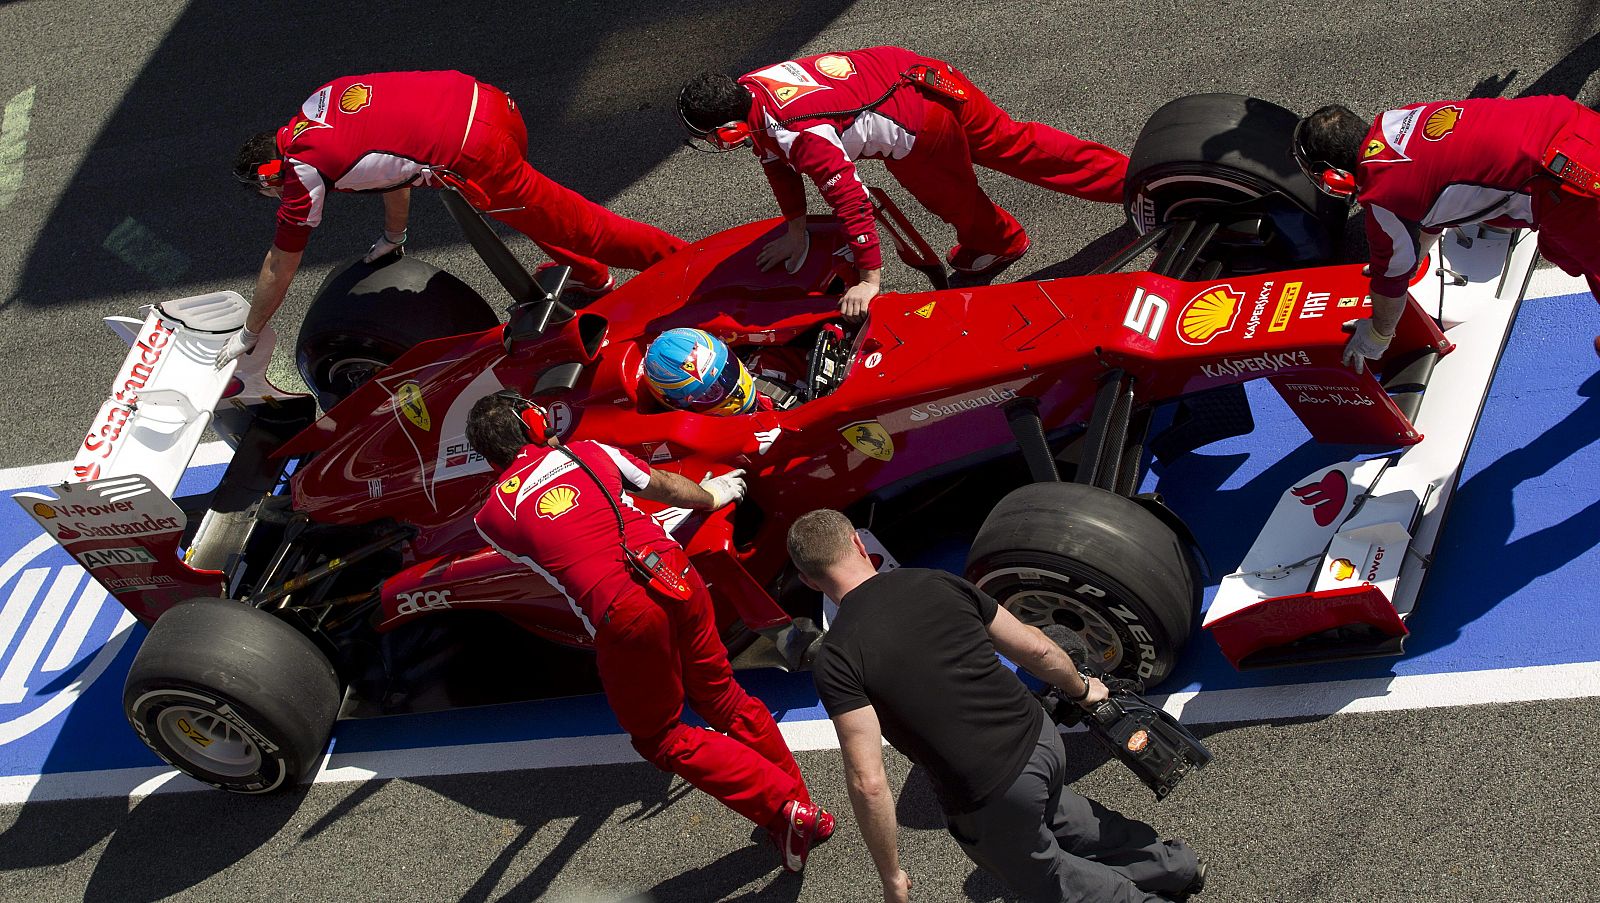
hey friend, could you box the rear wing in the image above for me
[1203,225,1538,667]
[13,292,301,622]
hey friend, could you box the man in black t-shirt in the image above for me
[788,509,1204,903]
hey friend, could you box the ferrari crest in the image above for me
[395,382,431,431]
[913,301,936,319]
[841,420,894,462]
[499,476,521,494]
[1362,139,1384,158]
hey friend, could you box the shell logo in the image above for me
[1423,105,1462,141]
[536,485,580,519]
[339,83,373,114]
[1328,557,1356,581]
[395,382,431,431]
[816,55,856,80]
[31,503,55,519]
[1363,139,1385,158]
[499,476,521,494]
[1177,286,1244,345]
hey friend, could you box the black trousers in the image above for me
[945,716,1200,903]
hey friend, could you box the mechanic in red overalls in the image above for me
[1292,96,1600,371]
[464,391,834,873]
[676,47,1129,318]
[218,70,685,366]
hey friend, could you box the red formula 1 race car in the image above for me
[14,94,1535,792]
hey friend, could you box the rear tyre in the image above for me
[1125,93,1348,271]
[965,483,1197,685]
[123,600,341,794]
[296,256,500,409]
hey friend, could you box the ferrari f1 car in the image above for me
[14,94,1538,793]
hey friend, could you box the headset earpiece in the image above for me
[494,389,551,445]
[711,121,753,149]
[518,403,550,445]
[1320,167,1357,198]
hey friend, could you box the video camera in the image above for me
[1032,626,1213,801]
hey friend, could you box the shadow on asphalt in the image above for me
[3,0,858,313]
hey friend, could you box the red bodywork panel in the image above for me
[265,217,1443,645]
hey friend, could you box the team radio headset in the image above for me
[495,390,695,602]
[679,62,971,153]
[1290,117,1359,200]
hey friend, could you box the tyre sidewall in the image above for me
[972,551,1177,683]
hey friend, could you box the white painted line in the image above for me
[0,568,79,703]
[4,660,1599,806]
[42,579,107,673]
[0,441,232,492]
[101,217,191,286]
[0,86,35,211]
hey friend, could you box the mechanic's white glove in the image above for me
[840,281,880,321]
[214,327,259,369]
[362,229,407,263]
[1341,318,1393,374]
[700,469,747,509]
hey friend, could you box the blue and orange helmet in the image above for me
[643,328,756,416]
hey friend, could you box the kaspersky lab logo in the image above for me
[0,534,136,745]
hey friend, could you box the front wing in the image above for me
[1204,225,1539,667]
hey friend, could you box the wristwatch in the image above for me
[1065,671,1093,702]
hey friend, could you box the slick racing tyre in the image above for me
[124,599,341,794]
[1125,93,1348,271]
[966,483,1197,685]
[296,256,500,410]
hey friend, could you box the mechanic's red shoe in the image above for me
[947,237,1031,275]
[536,262,615,299]
[768,800,834,873]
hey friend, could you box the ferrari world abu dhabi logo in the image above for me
[0,534,137,745]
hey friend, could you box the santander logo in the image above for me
[1291,470,1348,527]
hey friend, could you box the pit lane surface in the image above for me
[2,1,1599,901]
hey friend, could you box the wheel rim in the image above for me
[322,354,389,399]
[976,568,1126,671]
[155,705,263,778]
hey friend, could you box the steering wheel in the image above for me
[803,323,855,402]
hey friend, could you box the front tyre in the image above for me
[965,483,1198,685]
[296,256,500,410]
[124,600,341,794]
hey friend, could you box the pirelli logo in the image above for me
[1269,282,1302,334]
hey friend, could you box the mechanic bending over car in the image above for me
[217,69,686,367]
[1293,95,1600,372]
[786,509,1205,903]
[677,47,1128,320]
[465,392,835,873]
[643,327,811,414]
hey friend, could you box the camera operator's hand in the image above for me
[1074,676,1110,709]
[882,869,912,903]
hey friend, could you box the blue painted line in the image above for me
[3,291,1597,777]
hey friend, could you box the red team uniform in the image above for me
[273,70,683,287]
[1357,95,1600,300]
[739,46,1129,270]
[473,440,812,829]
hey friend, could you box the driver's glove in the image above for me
[1340,318,1392,374]
[700,469,747,509]
[215,326,259,369]
[363,229,407,263]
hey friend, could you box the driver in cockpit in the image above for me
[644,328,805,414]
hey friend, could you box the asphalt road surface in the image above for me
[1,1,1598,901]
